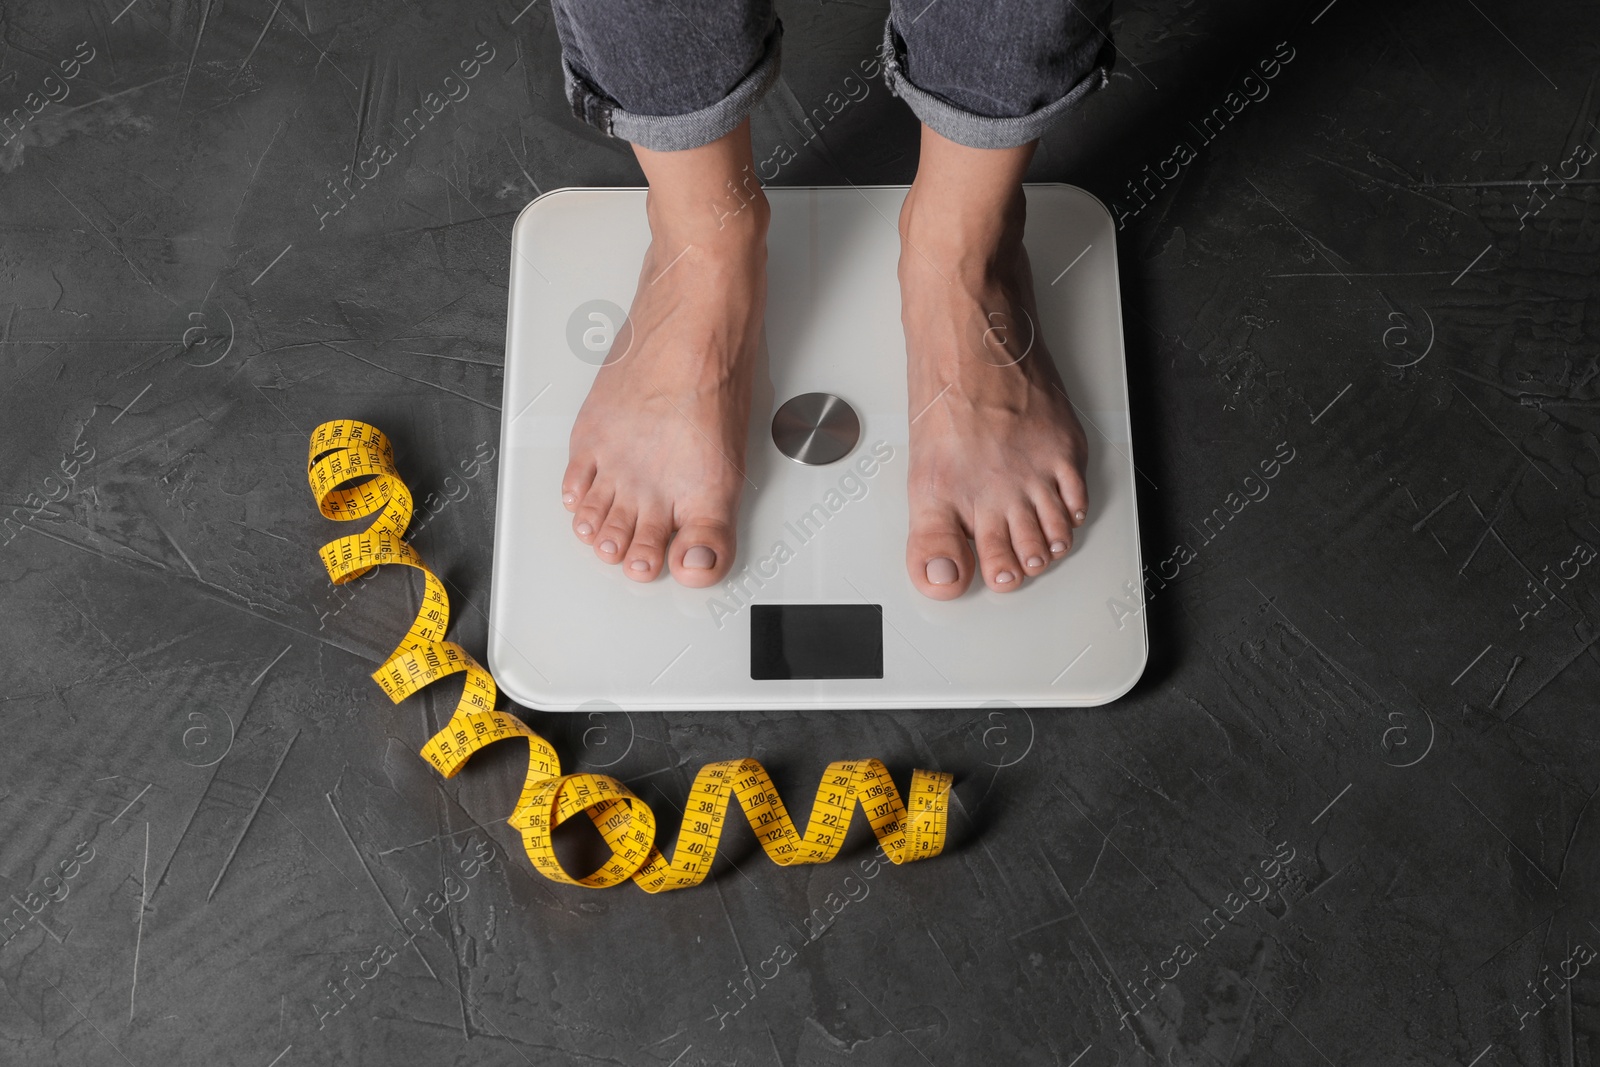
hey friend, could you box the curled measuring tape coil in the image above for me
[306,419,953,892]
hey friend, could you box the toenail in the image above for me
[577,522,593,536]
[562,492,576,505]
[1074,510,1086,523]
[683,545,716,569]
[925,557,958,585]
[1026,556,1045,568]
[629,559,650,571]
[1050,540,1068,555]
[995,571,1016,584]
[600,539,617,554]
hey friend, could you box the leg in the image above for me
[553,0,781,152]
[898,130,1088,598]
[552,2,779,586]
[882,0,1113,150]
[885,2,1112,598]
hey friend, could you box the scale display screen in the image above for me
[750,605,884,680]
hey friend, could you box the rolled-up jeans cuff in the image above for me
[880,21,1110,150]
[563,21,783,152]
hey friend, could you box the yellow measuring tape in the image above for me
[306,419,952,892]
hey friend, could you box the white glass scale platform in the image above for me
[489,185,1145,711]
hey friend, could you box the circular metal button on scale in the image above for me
[771,392,860,466]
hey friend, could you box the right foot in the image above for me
[562,181,768,588]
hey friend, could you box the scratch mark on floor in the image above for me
[43,576,151,686]
[111,382,152,423]
[1452,383,1560,490]
[842,977,936,1067]
[251,644,295,687]
[1505,625,1600,718]
[925,926,964,989]
[326,790,440,981]
[148,656,280,901]
[1238,975,1337,1066]
[1450,780,1559,889]
[208,730,300,901]
[129,821,149,1021]
[320,342,500,411]
[1556,779,1600,889]
[47,979,137,1066]
[1452,644,1493,686]
[1489,655,1522,710]
[1053,783,1158,888]
[41,178,174,304]
[110,783,152,824]
[177,0,214,109]
[1411,488,1459,533]
[234,0,284,81]
[1310,783,1352,824]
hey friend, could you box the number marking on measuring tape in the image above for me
[306,419,952,891]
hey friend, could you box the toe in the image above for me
[561,457,597,512]
[594,501,636,565]
[669,518,736,588]
[906,505,975,600]
[974,510,1024,592]
[624,510,672,582]
[1008,504,1052,577]
[572,485,613,546]
[1032,485,1075,559]
[1056,465,1089,527]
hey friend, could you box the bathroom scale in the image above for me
[488,185,1145,711]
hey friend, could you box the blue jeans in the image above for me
[552,1,1114,152]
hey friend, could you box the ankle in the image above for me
[633,119,768,241]
[705,166,770,235]
[645,169,769,247]
[899,180,1024,272]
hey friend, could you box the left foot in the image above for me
[897,177,1090,600]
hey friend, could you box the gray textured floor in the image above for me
[3,1,1598,1065]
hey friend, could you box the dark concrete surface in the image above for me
[2,0,1598,1064]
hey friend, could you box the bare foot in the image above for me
[898,130,1089,600]
[562,125,767,588]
